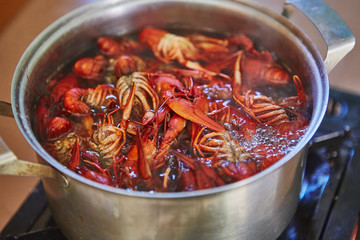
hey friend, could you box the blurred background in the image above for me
[0,0,359,231]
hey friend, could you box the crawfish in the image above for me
[68,138,113,186]
[86,84,118,111]
[63,88,91,116]
[241,50,290,87]
[89,83,138,165]
[276,114,309,141]
[207,47,289,88]
[186,33,229,61]
[153,113,187,168]
[47,74,80,104]
[173,151,225,191]
[190,101,257,181]
[228,33,255,53]
[97,36,122,56]
[46,117,73,141]
[122,104,186,183]
[215,160,257,182]
[193,129,250,161]
[64,84,118,116]
[101,55,147,85]
[53,133,78,164]
[89,113,126,166]
[120,107,170,184]
[152,73,185,95]
[234,90,290,125]
[35,74,80,140]
[233,52,305,126]
[167,68,232,99]
[277,75,307,110]
[228,35,290,87]
[73,55,107,81]
[114,55,146,78]
[234,87,306,126]
[98,36,144,56]
[139,28,226,77]
[162,91,225,132]
[36,105,72,142]
[116,72,159,114]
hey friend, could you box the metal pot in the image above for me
[0,0,355,239]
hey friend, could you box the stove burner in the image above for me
[1,89,360,240]
[278,127,360,240]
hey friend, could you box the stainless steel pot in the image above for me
[0,0,355,239]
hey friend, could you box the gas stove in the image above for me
[1,88,360,240]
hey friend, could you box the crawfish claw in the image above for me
[165,95,225,132]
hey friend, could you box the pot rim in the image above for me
[11,0,329,199]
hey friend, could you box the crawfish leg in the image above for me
[68,138,80,171]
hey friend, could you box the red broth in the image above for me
[35,28,309,192]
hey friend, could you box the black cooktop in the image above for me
[1,88,360,240]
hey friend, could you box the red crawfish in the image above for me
[233,51,306,126]
[63,84,118,116]
[173,151,225,192]
[139,27,229,79]
[73,55,107,81]
[98,36,144,56]
[116,72,159,113]
[89,83,138,165]
[67,138,113,186]
[35,74,79,140]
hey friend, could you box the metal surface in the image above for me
[2,0,354,239]
[284,0,355,72]
[0,138,55,178]
[0,101,13,118]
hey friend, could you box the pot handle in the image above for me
[0,137,56,178]
[0,101,14,118]
[283,0,355,72]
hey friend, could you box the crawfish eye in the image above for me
[92,124,98,130]
[174,88,180,93]
[149,134,154,140]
